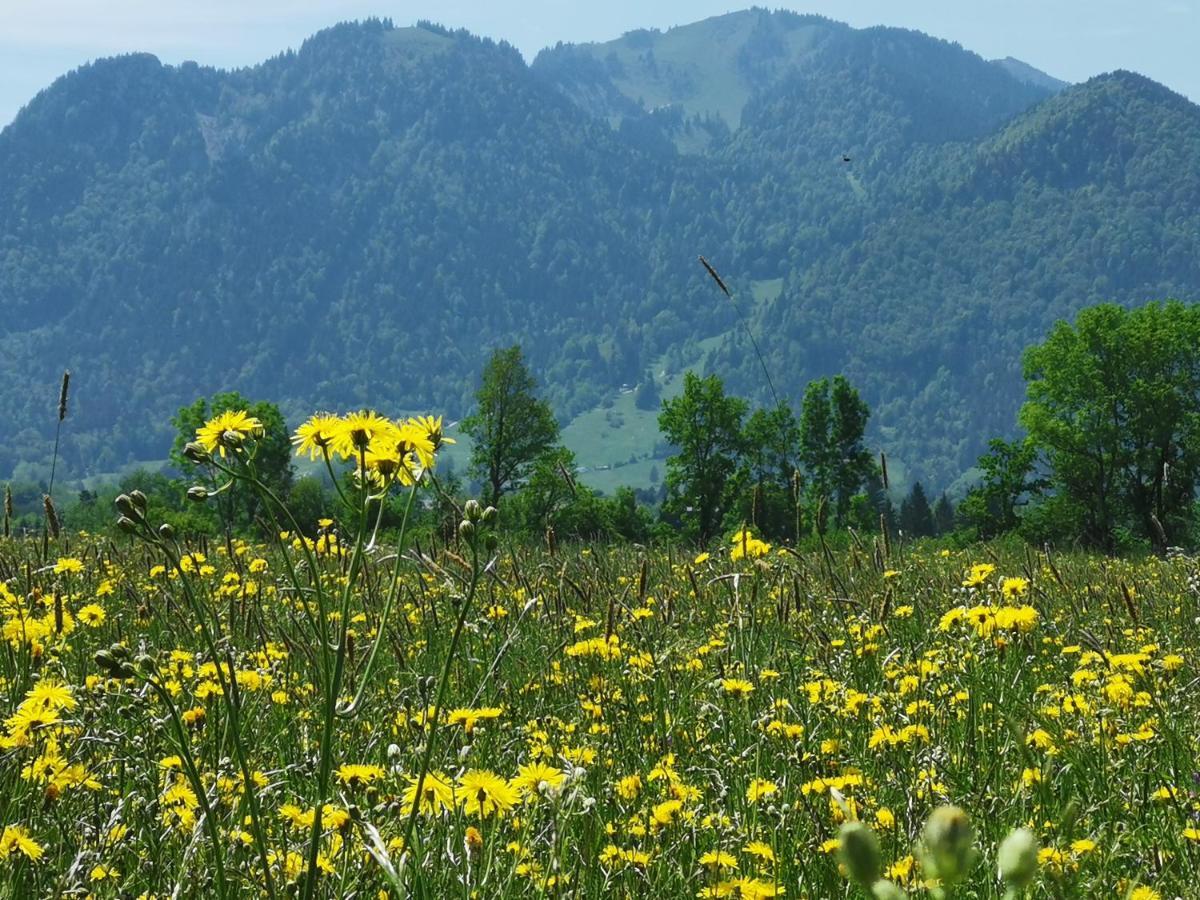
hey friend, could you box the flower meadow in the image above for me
[2,411,1200,898]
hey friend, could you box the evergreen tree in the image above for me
[932,493,956,535]
[899,481,935,538]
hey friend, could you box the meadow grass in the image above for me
[1,413,1197,898]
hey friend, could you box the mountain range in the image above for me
[1,9,1198,493]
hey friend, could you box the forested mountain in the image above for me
[1,10,1197,491]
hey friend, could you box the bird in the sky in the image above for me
[842,155,852,163]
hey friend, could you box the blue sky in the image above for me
[1,0,1196,126]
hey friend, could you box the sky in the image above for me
[1,0,1196,127]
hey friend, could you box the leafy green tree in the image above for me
[600,486,653,543]
[288,476,335,535]
[799,380,835,532]
[899,481,935,538]
[1020,301,1200,550]
[463,346,561,507]
[734,403,800,540]
[958,438,1043,540]
[634,370,660,411]
[830,377,876,523]
[171,392,294,533]
[505,447,578,533]
[659,372,747,543]
[800,376,875,531]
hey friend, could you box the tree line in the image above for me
[5,299,1199,554]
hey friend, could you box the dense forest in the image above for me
[2,9,1198,491]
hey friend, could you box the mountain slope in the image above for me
[0,20,711,479]
[1,14,1198,492]
[991,57,1069,93]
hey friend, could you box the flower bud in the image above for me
[183,441,210,464]
[129,490,148,513]
[116,516,138,535]
[998,827,1039,890]
[484,532,499,552]
[458,519,475,541]
[481,505,498,525]
[220,429,245,450]
[187,486,209,502]
[464,499,482,522]
[838,821,882,887]
[872,880,908,900]
[921,805,977,887]
[157,523,175,542]
[114,494,136,518]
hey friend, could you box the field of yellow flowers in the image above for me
[1,410,1198,898]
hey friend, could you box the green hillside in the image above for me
[1,13,1198,495]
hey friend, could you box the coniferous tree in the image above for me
[899,481,935,538]
[932,493,956,535]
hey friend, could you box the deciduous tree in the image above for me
[462,346,561,507]
[1019,301,1200,550]
[659,372,747,543]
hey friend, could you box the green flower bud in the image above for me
[183,441,210,464]
[464,499,482,522]
[129,490,148,512]
[921,805,977,887]
[220,429,246,450]
[481,505,498,525]
[838,822,882,887]
[998,827,1039,890]
[458,519,475,541]
[872,880,908,900]
[157,523,175,541]
[116,516,138,534]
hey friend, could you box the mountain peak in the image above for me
[990,56,1068,93]
[533,8,847,128]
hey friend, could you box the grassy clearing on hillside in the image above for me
[2,513,1197,897]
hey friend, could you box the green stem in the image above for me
[301,471,371,900]
[400,537,483,867]
[153,531,277,900]
[142,674,229,897]
[338,482,419,717]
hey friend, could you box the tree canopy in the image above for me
[462,346,561,507]
[1019,301,1200,550]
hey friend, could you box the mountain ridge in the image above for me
[0,14,1197,494]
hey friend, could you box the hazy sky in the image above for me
[1,0,1196,127]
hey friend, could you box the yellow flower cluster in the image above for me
[290,411,452,485]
